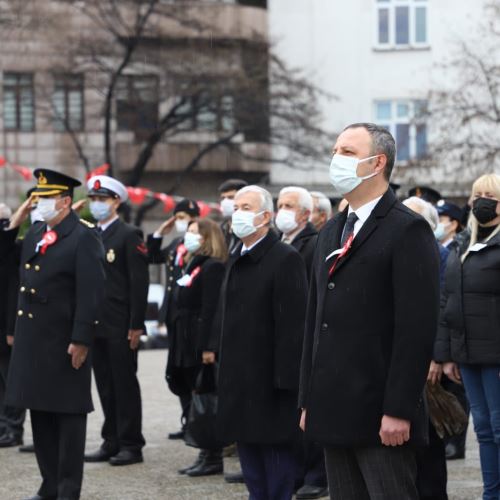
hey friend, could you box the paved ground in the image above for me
[0,349,484,499]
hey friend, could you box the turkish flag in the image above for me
[11,164,33,180]
[86,163,109,180]
[127,187,149,205]
[0,156,6,167]
[153,192,175,213]
[197,201,212,217]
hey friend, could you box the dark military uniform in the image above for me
[92,218,148,455]
[5,206,105,499]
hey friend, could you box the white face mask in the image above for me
[37,198,60,222]
[175,219,189,234]
[329,154,380,196]
[434,222,450,242]
[275,209,298,235]
[220,198,235,218]
[30,207,44,224]
[232,210,264,239]
[89,200,113,222]
[184,231,202,253]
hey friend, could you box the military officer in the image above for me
[147,198,199,439]
[5,169,105,500]
[83,175,149,466]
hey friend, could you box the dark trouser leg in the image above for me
[92,338,119,453]
[262,443,298,500]
[57,413,87,500]
[0,352,25,439]
[237,442,268,500]
[416,421,448,500]
[442,375,469,453]
[107,336,145,452]
[303,439,327,488]
[324,446,370,500]
[355,445,419,499]
[31,410,59,498]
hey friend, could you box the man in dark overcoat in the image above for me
[299,123,440,499]
[83,176,148,466]
[5,169,105,500]
[211,185,308,499]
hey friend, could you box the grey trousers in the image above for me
[324,445,419,500]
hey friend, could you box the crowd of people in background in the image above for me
[1,122,500,500]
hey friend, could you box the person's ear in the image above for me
[375,154,387,174]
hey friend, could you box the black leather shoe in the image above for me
[19,443,35,453]
[224,471,245,484]
[186,460,223,477]
[168,430,185,440]
[178,451,206,475]
[109,449,143,466]
[296,485,329,499]
[445,442,465,460]
[85,447,118,462]
[0,432,22,447]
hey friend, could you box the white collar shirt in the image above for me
[348,195,383,238]
[98,215,119,232]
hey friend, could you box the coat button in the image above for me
[169,277,173,281]
[20,286,26,292]
[28,313,33,319]
[25,263,31,270]
[17,310,23,316]
[328,282,335,290]
[94,320,99,325]
[35,265,41,271]
[321,323,328,331]
[168,286,172,291]
[30,288,36,294]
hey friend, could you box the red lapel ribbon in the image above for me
[185,266,201,287]
[328,233,354,277]
[176,243,187,267]
[40,230,58,255]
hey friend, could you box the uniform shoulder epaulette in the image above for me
[79,219,95,228]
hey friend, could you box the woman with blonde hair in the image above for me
[435,173,500,499]
[166,217,227,477]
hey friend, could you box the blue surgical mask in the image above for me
[89,200,112,222]
[329,154,380,196]
[184,231,202,253]
[231,210,264,239]
[434,222,449,242]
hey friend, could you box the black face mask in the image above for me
[0,218,9,230]
[473,197,498,225]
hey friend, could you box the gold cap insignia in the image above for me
[38,172,47,185]
[106,248,116,263]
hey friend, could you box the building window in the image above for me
[3,72,35,131]
[176,92,235,133]
[52,74,84,132]
[376,0,428,49]
[116,75,159,139]
[374,99,428,162]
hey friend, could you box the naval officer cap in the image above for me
[87,175,128,203]
[32,169,81,197]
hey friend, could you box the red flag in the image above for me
[153,192,175,213]
[0,156,6,167]
[86,163,109,180]
[127,187,149,205]
[11,164,33,181]
[197,201,212,217]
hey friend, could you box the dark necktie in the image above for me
[340,212,358,247]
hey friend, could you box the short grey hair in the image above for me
[403,196,439,230]
[279,186,313,213]
[344,123,396,180]
[0,203,12,219]
[310,191,332,218]
[236,185,274,213]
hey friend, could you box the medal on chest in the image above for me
[36,230,58,255]
[106,248,116,263]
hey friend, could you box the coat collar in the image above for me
[101,218,121,241]
[294,222,317,242]
[232,230,279,263]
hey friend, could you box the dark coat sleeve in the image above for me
[0,227,19,261]
[298,254,318,408]
[71,229,106,345]
[125,229,149,330]
[433,262,453,363]
[272,248,308,391]
[198,260,225,351]
[383,218,440,420]
[146,233,166,264]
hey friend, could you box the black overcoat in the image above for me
[97,219,149,338]
[434,231,500,364]
[5,211,105,414]
[291,222,318,279]
[299,189,440,447]
[212,231,308,444]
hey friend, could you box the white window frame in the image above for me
[373,99,428,164]
[374,0,429,51]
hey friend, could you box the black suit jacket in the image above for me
[290,222,318,279]
[299,189,440,447]
[213,231,308,445]
[97,219,149,338]
[6,211,105,414]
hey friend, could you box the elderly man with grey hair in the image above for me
[210,185,309,500]
[310,192,333,232]
[276,186,318,277]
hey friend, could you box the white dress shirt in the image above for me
[241,234,267,255]
[347,195,383,237]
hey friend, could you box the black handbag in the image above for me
[184,364,227,449]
